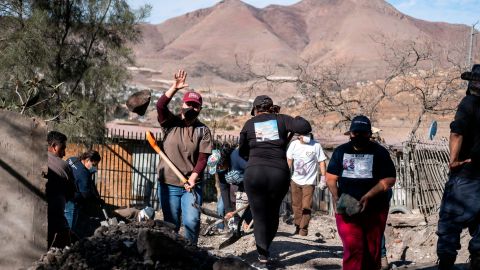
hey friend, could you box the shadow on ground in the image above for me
[240,232,343,269]
[394,262,469,269]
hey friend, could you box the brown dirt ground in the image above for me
[197,203,473,270]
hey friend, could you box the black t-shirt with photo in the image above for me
[239,113,311,172]
[327,141,396,206]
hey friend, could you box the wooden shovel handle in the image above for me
[146,131,188,184]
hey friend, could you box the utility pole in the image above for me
[467,21,479,68]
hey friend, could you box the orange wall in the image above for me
[66,143,132,207]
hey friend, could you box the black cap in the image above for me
[250,95,273,116]
[348,115,372,133]
[461,64,480,82]
[463,64,480,95]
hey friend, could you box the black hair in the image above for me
[47,131,67,146]
[254,99,276,114]
[271,105,281,114]
[79,150,101,162]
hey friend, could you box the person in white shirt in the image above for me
[287,133,327,236]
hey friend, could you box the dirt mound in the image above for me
[29,220,218,270]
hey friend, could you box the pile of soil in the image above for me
[29,220,218,270]
[29,204,473,270]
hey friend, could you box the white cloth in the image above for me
[287,139,327,185]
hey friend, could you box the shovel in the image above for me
[218,205,253,249]
[146,131,223,215]
[100,207,118,227]
[201,204,250,236]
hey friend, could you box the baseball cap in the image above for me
[347,115,372,134]
[463,64,480,95]
[182,91,202,106]
[250,95,273,116]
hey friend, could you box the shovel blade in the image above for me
[218,232,242,249]
[193,203,223,219]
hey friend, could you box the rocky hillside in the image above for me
[130,0,473,90]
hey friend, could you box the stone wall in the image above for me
[0,110,48,269]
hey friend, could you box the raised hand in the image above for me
[173,69,189,90]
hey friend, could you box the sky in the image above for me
[127,0,480,27]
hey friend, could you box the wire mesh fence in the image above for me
[390,136,450,216]
[67,129,239,210]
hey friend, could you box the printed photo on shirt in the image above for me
[341,153,374,178]
[294,159,308,176]
[254,120,280,142]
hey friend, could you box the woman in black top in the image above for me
[239,95,311,267]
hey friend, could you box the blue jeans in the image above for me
[381,235,387,257]
[437,174,480,258]
[217,194,225,229]
[64,201,78,229]
[381,189,393,257]
[159,182,202,245]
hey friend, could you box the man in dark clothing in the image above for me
[326,115,396,270]
[46,131,76,248]
[156,69,212,245]
[437,64,480,270]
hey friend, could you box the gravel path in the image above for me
[199,213,343,269]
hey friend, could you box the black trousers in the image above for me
[244,165,290,257]
[437,174,480,258]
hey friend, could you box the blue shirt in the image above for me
[67,157,98,202]
[230,148,247,173]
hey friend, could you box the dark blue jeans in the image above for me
[217,194,225,229]
[437,174,480,258]
[64,201,77,229]
[159,182,202,245]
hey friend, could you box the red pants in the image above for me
[335,206,389,270]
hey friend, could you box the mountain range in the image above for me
[130,0,475,91]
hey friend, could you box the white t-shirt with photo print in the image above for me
[286,139,327,186]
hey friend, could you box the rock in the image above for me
[388,213,426,227]
[126,90,151,116]
[336,194,361,216]
[46,253,56,264]
[115,207,140,219]
[213,257,254,270]
[94,225,109,237]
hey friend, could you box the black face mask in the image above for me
[182,107,200,121]
[350,136,370,149]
